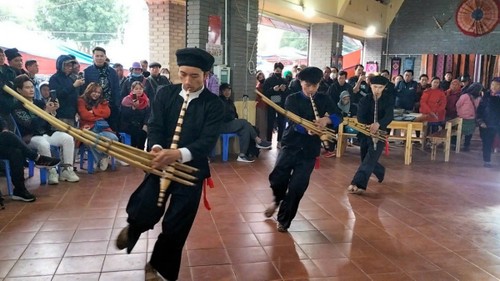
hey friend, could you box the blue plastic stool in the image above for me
[1,159,13,196]
[221,133,238,162]
[119,132,132,145]
[79,145,116,174]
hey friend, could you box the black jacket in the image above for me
[357,92,394,131]
[220,96,238,122]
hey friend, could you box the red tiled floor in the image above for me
[1,141,500,280]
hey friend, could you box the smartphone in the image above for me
[132,93,137,101]
[49,90,57,102]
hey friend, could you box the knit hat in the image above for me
[283,70,292,78]
[4,48,21,61]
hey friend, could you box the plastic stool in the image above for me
[119,132,132,145]
[79,145,116,174]
[221,133,238,162]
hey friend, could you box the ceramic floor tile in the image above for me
[232,262,282,281]
[20,243,68,259]
[7,258,61,277]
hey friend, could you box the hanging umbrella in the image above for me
[455,0,500,37]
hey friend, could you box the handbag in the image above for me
[92,119,110,133]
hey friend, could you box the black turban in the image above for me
[176,48,214,72]
[297,67,323,84]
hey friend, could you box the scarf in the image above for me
[337,90,351,114]
[123,92,149,110]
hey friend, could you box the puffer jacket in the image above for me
[49,55,79,119]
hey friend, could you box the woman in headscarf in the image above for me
[324,91,358,158]
[456,82,482,151]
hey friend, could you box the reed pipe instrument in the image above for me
[309,94,330,149]
[255,90,337,142]
[2,84,198,189]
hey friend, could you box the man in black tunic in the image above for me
[116,48,224,281]
[263,67,342,232]
[348,75,394,195]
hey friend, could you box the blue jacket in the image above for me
[477,95,500,129]
[395,80,418,111]
[83,63,121,108]
[49,55,79,119]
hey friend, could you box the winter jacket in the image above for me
[220,96,238,122]
[456,93,480,120]
[445,89,460,119]
[477,95,500,129]
[77,97,111,131]
[419,88,447,122]
[49,55,80,120]
[83,63,121,108]
[395,80,418,111]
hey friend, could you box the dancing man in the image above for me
[116,48,224,281]
[348,75,394,194]
[264,67,341,232]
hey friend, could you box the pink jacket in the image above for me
[456,94,480,119]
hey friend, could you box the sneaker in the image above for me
[12,188,36,202]
[145,263,165,281]
[48,168,59,185]
[347,184,365,195]
[484,162,492,168]
[60,167,80,182]
[237,155,255,163]
[256,140,272,149]
[35,155,60,168]
[98,158,109,171]
[277,223,288,232]
[264,202,278,218]
[117,159,130,167]
[323,151,336,158]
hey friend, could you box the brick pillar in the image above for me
[146,0,186,83]
[363,38,384,72]
[309,23,343,69]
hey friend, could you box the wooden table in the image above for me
[336,117,427,165]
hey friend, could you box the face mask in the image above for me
[274,73,282,78]
[330,73,337,79]
[131,72,142,78]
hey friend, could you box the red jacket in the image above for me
[420,88,447,122]
[77,98,111,130]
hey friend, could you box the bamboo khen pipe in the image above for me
[2,84,198,187]
[343,118,388,142]
[255,90,337,142]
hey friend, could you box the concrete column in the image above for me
[146,0,186,83]
[309,23,343,69]
[363,38,384,72]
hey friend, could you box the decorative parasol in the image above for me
[455,0,500,37]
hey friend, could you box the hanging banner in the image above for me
[391,57,401,78]
[207,15,223,65]
[403,57,415,73]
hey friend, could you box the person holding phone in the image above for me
[38,82,59,116]
[120,81,150,150]
[263,62,288,147]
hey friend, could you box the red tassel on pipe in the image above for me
[202,178,214,211]
[384,138,389,156]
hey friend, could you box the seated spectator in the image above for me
[78,82,119,171]
[121,62,145,99]
[0,116,60,203]
[219,83,271,162]
[456,82,482,151]
[4,48,27,76]
[12,75,79,184]
[120,81,150,150]
[38,81,59,116]
[144,62,171,102]
[445,79,461,120]
[419,77,447,134]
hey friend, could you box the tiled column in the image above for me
[309,23,343,69]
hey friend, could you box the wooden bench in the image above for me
[426,117,462,162]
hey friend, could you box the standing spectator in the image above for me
[330,66,339,81]
[348,64,369,105]
[145,62,171,102]
[381,69,390,79]
[78,82,119,171]
[140,59,150,78]
[49,55,84,126]
[283,70,293,85]
[4,48,27,76]
[205,70,219,95]
[160,67,170,80]
[0,48,18,126]
[440,71,453,91]
[288,66,302,94]
[445,79,461,120]
[395,70,418,111]
[419,77,447,134]
[13,75,79,184]
[25,59,41,100]
[83,47,121,131]
[326,70,353,105]
[317,66,334,94]
[219,83,271,162]
[477,77,500,167]
[393,74,403,86]
[460,74,472,94]
[263,62,288,146]
[120,81,150,150]
[255,71,267,139]
[71,61,81,81]
[121,62,145,99]
[113,63,127,90]
[456,82,482,151]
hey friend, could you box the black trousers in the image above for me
[266,106,285,142]
[351,135,385,190]
[0,131,38,191]
[126,174,203,281]
[269,148,315,229]
[480,127,498,163]
[122,127,147,150]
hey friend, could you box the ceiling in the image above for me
[258,0,405,38]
